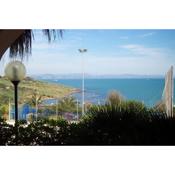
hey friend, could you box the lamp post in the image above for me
[5,61,26,124]
[76,99,79,119]
[56,98,59,119]
[34,90,39,121]
[8,98,11,121]
[78,48,87,116]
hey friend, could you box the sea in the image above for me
[39,78,174,107]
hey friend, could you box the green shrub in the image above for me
[0,101,175,145]
[154,100,166,112]
[106,90,124,106]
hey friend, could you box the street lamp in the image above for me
[78,48,87,116]
[56,97,59,119]
[5,60,26,124]
[76,99,79,119]
[34,90,39,121]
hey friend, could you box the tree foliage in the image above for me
[57,96,77,113]
[106,90,124,106]
[1,101,175,145]
[26,91,43,107]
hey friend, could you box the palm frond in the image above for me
[42,29,63,42]
[9,30,32,59]
[9,29,63,59]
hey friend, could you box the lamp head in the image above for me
[5,60,26,82]
[78,49,87,53]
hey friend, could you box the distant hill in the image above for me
[31,73,165,79]
[0,76,77,104]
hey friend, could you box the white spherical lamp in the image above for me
[5,60,26,82]
[4,60,26,125]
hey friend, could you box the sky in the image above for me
[1,29,175,76]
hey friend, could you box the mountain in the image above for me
[30,74,165,79]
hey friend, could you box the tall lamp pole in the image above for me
[8,98,11,120]
[34,90,39,121]
[56,98,58,119]
[76,99,79,119]
[5,61,26,142]
[13,80,20,123]
[78,48,87,116]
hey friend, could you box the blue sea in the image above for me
[40,78,174,107]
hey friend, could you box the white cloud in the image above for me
[138,32,155,38]
[120,44,166,58]
[119,36,129,39]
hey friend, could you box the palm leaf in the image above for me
[9,29,63,59]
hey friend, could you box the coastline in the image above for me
[0,76,81,104]
[39,78,171,107]
[41,88,81,102]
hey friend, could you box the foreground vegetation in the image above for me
[0,90,174,145]
[0,100,175,145]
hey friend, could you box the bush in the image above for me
[0,118,14,145]
[77,102,150,145]
[106,90,124,106]
[154,100,166,112]
[0,101,175,145]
